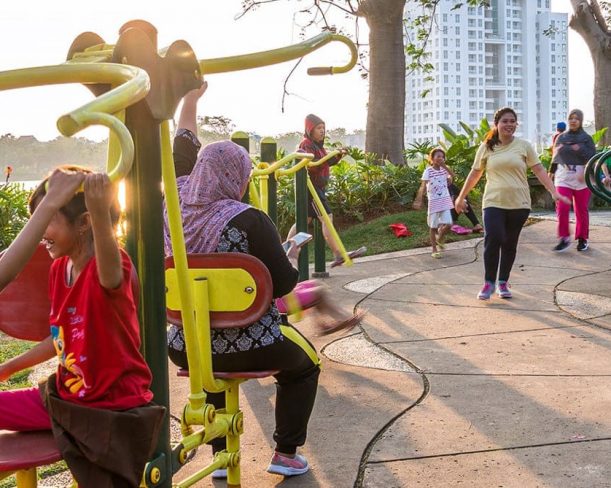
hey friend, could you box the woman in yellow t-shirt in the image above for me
[454,107,569,300]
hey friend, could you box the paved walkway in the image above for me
[169,218,611,487]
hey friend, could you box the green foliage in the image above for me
[592,127,608,146]
[273,145,423,235]
[0,183,31,251]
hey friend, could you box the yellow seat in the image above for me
[165,252,276,488]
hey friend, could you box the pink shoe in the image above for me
[266,452,309,476]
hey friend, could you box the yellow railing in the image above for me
[199,32,357,75]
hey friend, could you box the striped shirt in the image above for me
[422,166,453,214]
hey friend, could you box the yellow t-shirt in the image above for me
[472,138,540,209]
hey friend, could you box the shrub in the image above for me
[0,184,31,251]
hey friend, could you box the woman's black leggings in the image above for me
[482,207,530,283]
[169,324,320,455]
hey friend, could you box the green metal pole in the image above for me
[260,137,277,225]
[311,218,328,278]
[231,131,250,204]
[294,166,309,281]
[125,101,172,488]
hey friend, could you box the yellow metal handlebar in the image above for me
[275,156,313,177]
[251,153,314,176]
[199,32,357,75]
[306,149,341,167]
[0,63,149,183]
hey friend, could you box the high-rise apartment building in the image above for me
[405,0,568,148]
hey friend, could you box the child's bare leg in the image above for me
[320,214,342,259]
[430,227,438,253]
[438,223,451,242]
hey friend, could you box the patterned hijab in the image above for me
[164,140,252,255]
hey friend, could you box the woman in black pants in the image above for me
[454,107,569,300]
[165,82,320,478]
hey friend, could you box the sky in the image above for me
[0,0,595,142]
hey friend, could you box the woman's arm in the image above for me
[177,80,207,135]
[0,336,55,382]
[244,210,299,298]
[454,168,484,213]
[530,164,571,204]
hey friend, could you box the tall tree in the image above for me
[570,0,611,145]
[240,1,487,164]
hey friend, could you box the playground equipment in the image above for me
[0,19,356,488]
[249,142,356,280]
[585,149,611,203]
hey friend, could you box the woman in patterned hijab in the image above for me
[165,140,252,255]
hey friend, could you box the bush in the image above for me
[0,184,31,251]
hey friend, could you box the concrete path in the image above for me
[169,218,611,487]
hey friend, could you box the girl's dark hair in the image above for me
[484,107,517,151]
[428,147,446,163]
[29,165,121,226]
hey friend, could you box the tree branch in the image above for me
[235,0,282,20]
[281,58,304,113]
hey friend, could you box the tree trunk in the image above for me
[359,0,407,163]
[570,0,611,145]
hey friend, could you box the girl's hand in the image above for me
[454,197,468,214]
[412,199,422,210]
[44,169,86,209]
[84,173,116,218]
[571,144,580,151]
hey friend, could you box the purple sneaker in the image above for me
[477,281,495,300]
[497,281,512,299]
[266,452,310,476]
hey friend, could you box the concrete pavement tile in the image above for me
[556,291,611,320]
[589,315,611,331]
[385,325,611,375]
[515,241,611,273]
[362,440,611,488]
[392,262,587,286]
[323,332,417,372]
[168,351,424,488]
[368,375,611,462]
[359,303,583,344]
[368,283,557,311]
[557,271,611,298]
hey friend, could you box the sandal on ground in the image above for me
[431,252,442,259]
[472,225,483,233]
[319,310,367,336]
[330,246,367,268]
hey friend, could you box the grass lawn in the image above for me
[318,207,483,261]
